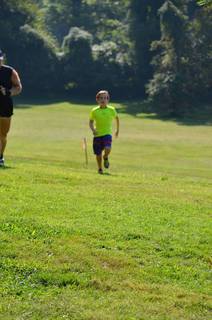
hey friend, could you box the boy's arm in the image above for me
[115,116,119,138]
[89,119,97,136]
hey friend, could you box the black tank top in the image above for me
[0,65,13,90]
[0,65,13,108]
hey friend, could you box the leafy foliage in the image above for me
[129,0,164,95]
[62,27,94,93]
[0,0,211,115]
[147,0,212,116]
[197,0,212,6]
[18,25,59,93]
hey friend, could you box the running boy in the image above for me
[89,90,119,174]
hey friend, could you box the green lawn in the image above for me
[0,101,211,320]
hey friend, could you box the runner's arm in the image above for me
[10,69,22,96]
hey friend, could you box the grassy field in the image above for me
[0,100,211,320]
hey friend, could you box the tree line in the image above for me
[0,0,211,116]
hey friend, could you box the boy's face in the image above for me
[97,93,109,107]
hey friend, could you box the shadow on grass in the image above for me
[118,100,212,126]
[102,172,112,176]
[14,96,212,126]
[0,165,15,170]
[14,95,94,109]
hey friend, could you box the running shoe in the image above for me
[103,157,109,169]
[0,157,5,167]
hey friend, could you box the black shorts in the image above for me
[93,135,112,155]
[0,96,13,117]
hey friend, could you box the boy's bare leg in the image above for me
[96,154,103,170]
[103,147,111,159]
[103,147,111,168]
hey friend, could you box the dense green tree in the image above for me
[188,4,212,101]
[41,0,88,44]
[146,0,191,116]
[0,0,36,51]
[197,0,212,6]
[57,1,132,96]
[147,0,211,115]
[128,0,164,96]
[0,0,210,113]
[17,25,59,93]
[62,27,94,94]
[91,40,133,96]
[0,0,60,94]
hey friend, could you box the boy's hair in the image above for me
[96,90,110,100]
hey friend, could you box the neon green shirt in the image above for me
[90,105,117,137]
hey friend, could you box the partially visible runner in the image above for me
[0,49,22,166]
[89,90,119,174]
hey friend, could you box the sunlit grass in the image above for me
[0,101,211,319]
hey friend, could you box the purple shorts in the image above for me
[93,134,112,155]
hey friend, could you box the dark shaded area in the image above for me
[0,166,15,170]
[118,100,212,126]
[1,1,211,119]
[14,95,95,109]
[14,96,212,126]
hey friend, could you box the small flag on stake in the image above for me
[82,137,88,166]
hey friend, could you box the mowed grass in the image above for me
[0,101,211,320]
